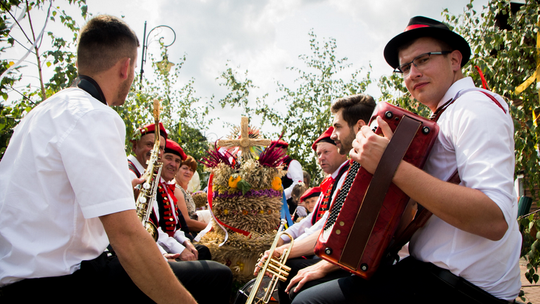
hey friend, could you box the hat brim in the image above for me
[383,27,471,69]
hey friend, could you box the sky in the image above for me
[5,0,490,141]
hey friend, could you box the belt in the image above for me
[427,263,514,304]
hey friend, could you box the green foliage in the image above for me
[0,0,87,159]
[120,47,214,186]
[218,30,372,185]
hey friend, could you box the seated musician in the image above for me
[130,131,233,303]
[155,139,212,261]
[128,122,167,181]
[254,106,375,303]
[288,16,521,304]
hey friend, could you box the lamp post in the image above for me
[139,21,177,89]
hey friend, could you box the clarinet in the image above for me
[135,99,163,241]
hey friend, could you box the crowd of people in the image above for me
[0,12,522,304]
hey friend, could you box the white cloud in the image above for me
[4,0,490,138]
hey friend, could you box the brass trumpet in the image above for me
[247,220,294,304]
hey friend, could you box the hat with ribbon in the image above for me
[311,126,335,152]
[165,139,187,161]
[300,187,322,203]
[383,16,470,69]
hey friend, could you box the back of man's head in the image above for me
[331,94,376,127]
[77,15,139,76]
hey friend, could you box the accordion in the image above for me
[314,102,439,279]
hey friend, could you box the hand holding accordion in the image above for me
[314,102,439,280]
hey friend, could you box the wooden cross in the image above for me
[217,116,271,159]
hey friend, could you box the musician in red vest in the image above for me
[155,139,209,261]
[137,137,233,303]
[289,16,521,304]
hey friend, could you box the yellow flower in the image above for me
[271,176,282,191]
[229,175,242,188]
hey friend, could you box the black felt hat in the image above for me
[383,16,470,69]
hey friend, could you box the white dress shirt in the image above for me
[0,88,135,287]
[282,160,349,242]
[410,77,521,300]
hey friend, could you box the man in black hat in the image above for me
[288,16,521,304]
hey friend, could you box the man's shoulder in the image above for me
[34,88,113,119]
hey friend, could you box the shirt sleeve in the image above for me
[297,211,327,241]
[445,92,516,224]
[157,227,186,254]
[281,211,315,242]
[60,108,135,219]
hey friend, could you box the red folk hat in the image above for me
[300,187,322,203]
[383,16,470,69]
[271,139,289,148]
[165,139,187,160]
[137,122,168,140]
[311,127,335,152]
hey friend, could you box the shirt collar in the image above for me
[436,77,475,112]
[331,160,349,179]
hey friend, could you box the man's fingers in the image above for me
[377,116,394,140]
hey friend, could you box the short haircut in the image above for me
[181,155,198,172]
[77,15,139,75]
[331,94,376,127]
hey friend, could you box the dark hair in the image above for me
[330,94,376,127]
[77,15,139,75]
[181,155,198,172]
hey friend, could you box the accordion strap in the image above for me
[340,115,422,268]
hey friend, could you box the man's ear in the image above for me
[353,119,366,133]
[450,50,463,72]
[120,58,131,80]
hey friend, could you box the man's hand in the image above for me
[285,260,337,294]
[163,253,180,262]
[183,240,198,260]
[178,248,197,261]
[350,116,394,174]
[131,177,145,198]
[253,245,285,276]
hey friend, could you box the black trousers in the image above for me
[278,256,351,304]
[0,252,232,304]
[289,257,512,304]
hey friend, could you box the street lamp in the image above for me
[139,21,177,89]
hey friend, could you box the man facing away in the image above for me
[289,16,521,304]
[0,15,197,303]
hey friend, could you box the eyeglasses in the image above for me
[393,51,452,75]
